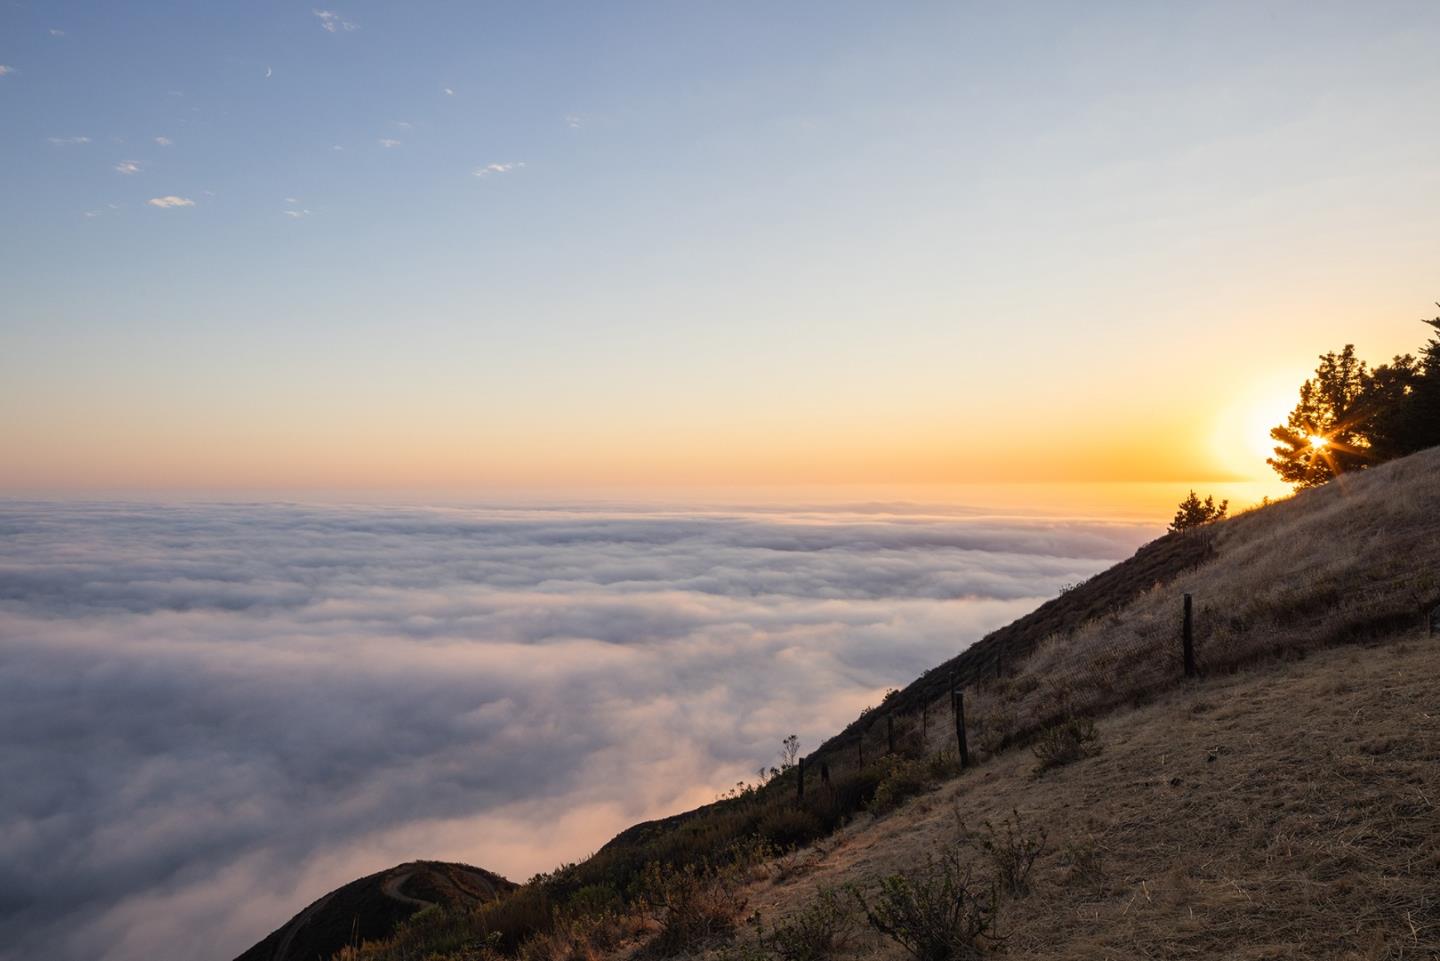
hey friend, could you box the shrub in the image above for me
[637,860,747,957]
[477,884,555,954]
[974,708,1015,759]
[757,805,825,850]
[1061,836,1104,887]
[853,847,998,961]
[827,763,886,816]
[564,883,622,918]
[978,810,1047,898]
[1031,717,1100,774]
[751,886,856,961]
[924,750,960,781]
[870,758,932,815]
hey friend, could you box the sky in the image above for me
[2,1,1438,495]
[0,499,1154,961]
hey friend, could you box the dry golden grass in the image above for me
[721,636,1440,960]
[911,448,1440,764]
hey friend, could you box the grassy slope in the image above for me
[736,636,1440,959]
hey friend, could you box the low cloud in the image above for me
[114,160,142,175]
[0,65,14,76]
[48,136,89,145]
[313,9,357,32]
[0,501,1155,961]
[473,161,524,177]
[378,138,401,148]
[154,136,172,146]
[146,196,194,208]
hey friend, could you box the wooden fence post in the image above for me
[1182,593,1196,678]
[953,685,970,769]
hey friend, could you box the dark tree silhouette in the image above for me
[1267,309,1440,489]
[1169,490,1228,533]
[1399,311,1440,452]
[1267,345,1375,488]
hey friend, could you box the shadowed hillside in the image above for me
[235,861,513,961]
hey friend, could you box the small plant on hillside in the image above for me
[1031,716,1101,774]
[747,886,857,961]
[1168,490,1229,533]
[978,810,1047,898]
[636,860,747,957]
[974,708,1015,759]
[925,749,960,781]
[1060,836,1104,887]
[852,847,999,961]
[870,757,932,815]
[518,910,626,961]
[757,805,825,850]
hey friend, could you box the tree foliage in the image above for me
[1168,490,1228,533]
[1267,309,1440,489]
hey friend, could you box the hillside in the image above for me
[274,446,1440,961]
[737,635,1440,959]
[234,861,513,961]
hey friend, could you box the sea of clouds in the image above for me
[0,499,1157,961]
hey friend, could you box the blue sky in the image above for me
[3,2,1439,491]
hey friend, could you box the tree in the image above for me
[1401,311,1440,452]
[1169,490,1228,533]
[1267,312,1440,489]
[1361,353,1421,460]
[1267,345,1375,488]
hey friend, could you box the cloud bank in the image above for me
[0,500,1155,961]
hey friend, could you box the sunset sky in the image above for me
[3,2,1437,494]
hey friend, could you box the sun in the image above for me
[1308,434,1329,449]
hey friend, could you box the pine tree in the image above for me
[1267,345,1374,488]
[1406,312,1440,451]
[1169,490,1228,533]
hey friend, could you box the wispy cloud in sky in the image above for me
[378,138,401,148]
[0,65,14,76]
[473,162,524,177]
[313,9,357,33]
[0,500,1153,961]
[114,160,142,174]
[49,29,65,38]
[566,114,585,129]
[147,196,194,208]
[443,87,455,96]
[47,136,88,145]
[154,136,172,146]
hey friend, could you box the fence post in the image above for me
[953,685,970,769]
[796,756,805,804]
[1182,592,1196,678]
[887,715,895,754]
